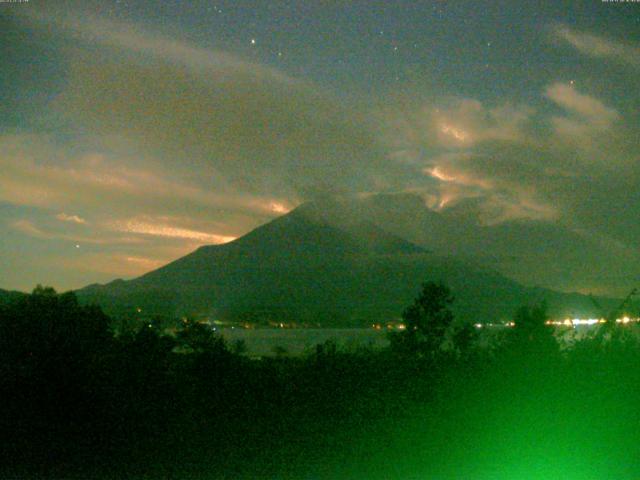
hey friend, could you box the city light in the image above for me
[543,317,639,327]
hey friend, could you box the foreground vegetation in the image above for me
[1,284,639,479]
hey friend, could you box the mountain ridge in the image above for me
[76,195,621,325]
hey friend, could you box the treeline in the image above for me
[1,284,639,479]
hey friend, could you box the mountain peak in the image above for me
[234,197,426,257]
[74,192,617,324]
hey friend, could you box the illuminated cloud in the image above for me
[0,10,417,291]
[426,166,457,183]
[386,98,541,222]
[424,165,494,190]
[57,252,171,278]
[9,217,145,246]
[388,77,636,232]
[0,134,295,222]
[546,83,619,128]
[430,99,532,148]
[22,12,406,199]
[114,219,237,244]
[554,25,640,68]
[269,202,291,214]
[125,256,166,270]
[56,213,87,224]
[544,83,624,156]
[439,123,471,144]
[2,9,639,297]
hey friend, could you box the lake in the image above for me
[218,328,390,357]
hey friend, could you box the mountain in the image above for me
[339,193,640,297]
[77,196,618,325]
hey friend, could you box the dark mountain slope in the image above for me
[317,193,639,296]
[77,198,617,324]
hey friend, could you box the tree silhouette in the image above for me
[452,321,479,360]
[0,286,111,371]
[231,338,248,356]
[176,317,227,354]
[509,302,557,355]
[391,281,454,356]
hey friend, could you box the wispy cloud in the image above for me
[385,97,545,222]
[424,165,494,190]
[0,134,295,221]
[11,219,47,238]
[0,10,418,291]
[10,218,144,245]
[553,25,640,68]
[56,213,87,224]
[124,256,166,270]
[21,11,407,199]
[113,219,236,244]
[3,8,640,296]
[545,83,622,153]
[432,100,532,148]
[55,252,171,278]
[545,83,619,127]
[384,75,638,232]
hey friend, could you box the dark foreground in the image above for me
[1,288,639,479]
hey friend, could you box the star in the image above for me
[250,38,256,45]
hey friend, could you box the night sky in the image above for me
[1,0,639,294]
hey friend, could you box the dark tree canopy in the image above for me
[0,285,112,370]
[0,283,639,479]
[176,317,228,354]
[509,302,557,355]
[392,281,455,355]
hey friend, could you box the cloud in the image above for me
[54,252,171,278]
[385,97,549,222]
[432,100,532,147]
[268,202,291,214]
[3,9,640,296]
[11,219,47,238]
[543,83,632,164]
[21,12,411,199]
[125,256,166,270]
[112,218,237,244]
[389,98,533,154]
[385,77,639,241]
[0,10,420,291]
[554,24,640,68]
[56,213,87,224]
[9,216,143,246]
[424,163,494,190]
[545,83,619,127]
[0,134,295,225]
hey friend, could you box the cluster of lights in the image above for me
[470,318,640,329]
[474,321,515,329]
[371,323,406,331]
[545,317,639,327]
